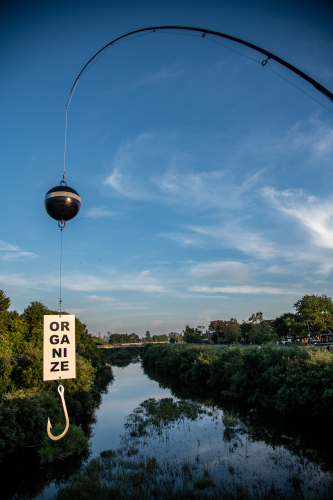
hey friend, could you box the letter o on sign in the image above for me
[50,322,59,331]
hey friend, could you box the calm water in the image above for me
[4,361,333,499]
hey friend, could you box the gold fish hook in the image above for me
[47,384,69,441]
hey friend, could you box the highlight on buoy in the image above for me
[45,178,81,228]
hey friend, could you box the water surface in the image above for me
[5,361,333,499]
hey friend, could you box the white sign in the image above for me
[43,315,76,381]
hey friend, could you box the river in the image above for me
[4,361,333,499]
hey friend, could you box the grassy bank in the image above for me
[141,344,333,420]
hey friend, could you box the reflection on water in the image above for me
[90,362,172,456]
[118,392,332,498]
[143,366,333,473]
[4,362,333,499]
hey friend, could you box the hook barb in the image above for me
[47,384,69,441]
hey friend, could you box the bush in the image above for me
[0,350,14,392]
[38,423,89,463]
[0,389,63,458]
[142,345,333,420]
[0,382,101,459]
[0,294,109,461]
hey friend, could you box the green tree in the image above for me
[249,321,275,344]
[152,335,167,342]
[169,333,183,343]
[208,320,228,342]
[75,317,104,369]
[273,312,301,340]
[130,333,140,343]
[222,319,240,344]
[241,313,276,344]
[239,321,254,344]
[248,312,264,324]
[0,290,10,312]
[293,294,333,341]
[108,333,138,344]
[22,301,50,343]
[183,325,200,344]
[0,310,27,350]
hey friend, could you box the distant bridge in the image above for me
[97,342,170,349]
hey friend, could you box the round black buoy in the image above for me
[45,180,81,227]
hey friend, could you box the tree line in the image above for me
[182,294,333,344]
[107,330,169,344]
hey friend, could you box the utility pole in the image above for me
[304,321,312,343]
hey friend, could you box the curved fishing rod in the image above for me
[67,25,333,108]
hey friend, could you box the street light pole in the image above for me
[304,321,312,344]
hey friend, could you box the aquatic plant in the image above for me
[122,397,206,442]
[54,447,333,500]
[221,410,240,429]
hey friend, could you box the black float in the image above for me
[45,178,81,228]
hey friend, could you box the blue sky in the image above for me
[1,0,333,336]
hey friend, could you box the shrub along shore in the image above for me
[0,292,112,461]
[142,344,333,420]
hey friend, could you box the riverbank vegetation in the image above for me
[142,344,333,420]
[0,290,112,461]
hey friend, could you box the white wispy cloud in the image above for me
[188,285,300,295]
[0,240,37,260]
[185,224,278,260]
[103,132,264,210]
[287,118,333,158]
[87,295,148,310]
[159,232,203,248]
[63,271,166,294]
[84,207,115,219]
[88,295,116,302]
[261,187,333,249]
[189,261,252,282]
[0,240,20,251]
[0,269,167,295]
[0,273,41,288]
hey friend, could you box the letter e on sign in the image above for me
[43,315,76,381]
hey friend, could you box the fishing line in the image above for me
[204,34,263,65]
[59,227,63,315]
[63,107,68,177]
[203,34,333,115]
[264,65,333,115]
[68,31,154,107]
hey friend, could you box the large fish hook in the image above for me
[47,384,69,441]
